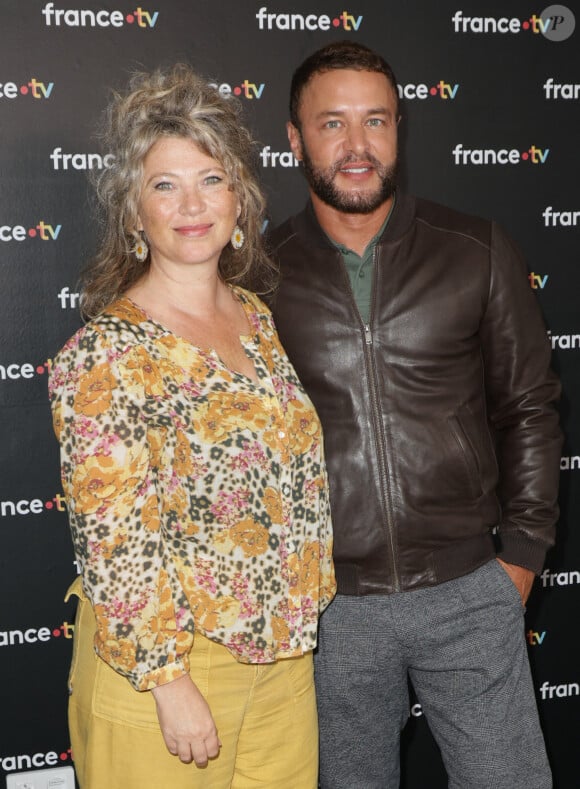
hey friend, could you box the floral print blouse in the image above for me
[49,287,335,691]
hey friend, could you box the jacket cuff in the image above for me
[497,530,550,575]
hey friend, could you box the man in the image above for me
[269,41,561,789]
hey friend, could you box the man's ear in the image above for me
[287,121,303,162]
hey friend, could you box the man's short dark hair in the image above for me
[289,40,400,128]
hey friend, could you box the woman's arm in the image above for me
[49,325,194,691]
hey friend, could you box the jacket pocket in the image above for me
[448,414,483,499]
[448,403,499,498]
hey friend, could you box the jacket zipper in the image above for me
[337,249,400,591]
[365,246,399,591]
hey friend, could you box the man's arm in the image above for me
[480,222,562,577]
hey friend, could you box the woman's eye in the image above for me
[204,175,223,185]
[154,181,173,191]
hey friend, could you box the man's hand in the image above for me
[496,558,535,606]
[151,674,221,766]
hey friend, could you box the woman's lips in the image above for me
[174,224,213,236]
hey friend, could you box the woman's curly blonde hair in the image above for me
[80,63,275,318]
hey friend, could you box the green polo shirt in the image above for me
[327,199,395,323]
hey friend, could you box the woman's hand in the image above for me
[151,674,221,766]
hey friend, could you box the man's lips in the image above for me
[340,162,373,172]
[338,162,375,178]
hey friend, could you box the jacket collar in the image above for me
[294,192,417,249]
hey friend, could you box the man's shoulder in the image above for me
[267,203,330,258]
[411,195,493,248]
[268,209,309,255]
[268,214,298,252]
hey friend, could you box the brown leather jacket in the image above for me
[269,194,562,595]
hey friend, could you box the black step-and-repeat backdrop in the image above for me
[1,2,578,787]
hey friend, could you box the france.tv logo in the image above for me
[42,4,159,28]
[451,6,575,40]
[0,220,61,242]
[256,7,362,31]
[0,78,54,100]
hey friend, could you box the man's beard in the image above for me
[301,147,397,214]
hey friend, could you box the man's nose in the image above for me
[345,124,368,155]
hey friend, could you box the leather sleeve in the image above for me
[480,222,562,573]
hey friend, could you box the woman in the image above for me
[49,64,335,789]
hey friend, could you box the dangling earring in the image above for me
[133,232,149,262]
[231,225,245,250]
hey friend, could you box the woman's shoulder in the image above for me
[232,285,272,318]
[52,297,153,369]
[90,296,153,339]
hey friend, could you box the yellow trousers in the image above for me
[67,582,318,788]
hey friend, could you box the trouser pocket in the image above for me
[64,576,89,695]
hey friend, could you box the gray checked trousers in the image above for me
[315,559,552,789]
